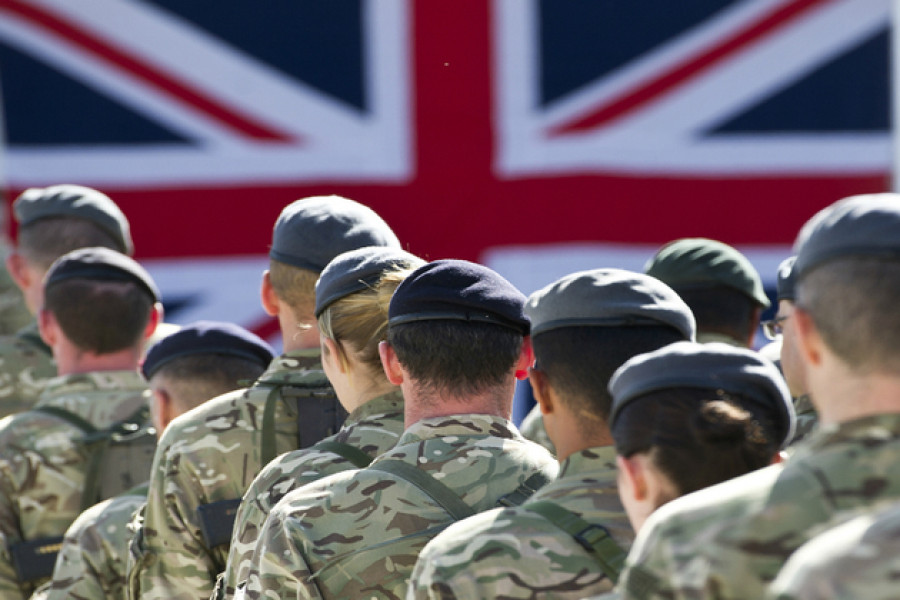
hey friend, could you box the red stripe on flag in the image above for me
[549,0,834,135]
[2,0,296,142]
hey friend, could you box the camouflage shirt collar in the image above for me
[793,393,816,416]
[345,389,404,424]
[792,412,900,457]
[36,370,150,428]
[557,444,618,479]
[15,320,51,356]
[397,413,520,446]
[254,347,326,387]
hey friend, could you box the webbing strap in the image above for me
[260,385,282,466]
[524,500,627,583]
[367,460,476,521]
[496,471,551,507]
[316,440,373,469]
[33,405,97,435]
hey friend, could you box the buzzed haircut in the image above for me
[151,354,267,411]
[675,286,757,345]
[388,320,524,399]
[268,259,319,319]
[44,279,154,354]
[18,217,123,271]
[533,325,685,428]
[798,257,900,373]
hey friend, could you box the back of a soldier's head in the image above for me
[267,196,400,317]
[792,194,900,374]
[645,238,770,346]
[386,260,529,401]
[42,247,159,354]
[525,269,696,430]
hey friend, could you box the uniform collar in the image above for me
[558,445,618,478]
[397,413,518,445]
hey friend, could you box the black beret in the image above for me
[141,320,274,380]
[269,195,400,272]
[776,256,797,302]
[793,194,900,278]
[44,247,160,302]
[14,185,134,255]
[315,247,425,317]
[388,260,529,334]
[525,269,696,339]
[609,341,796,449]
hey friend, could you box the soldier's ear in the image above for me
[616,455,648,502]
[5,252,30,291]
[528,368,555,416]
[514,336,534,380]
[792,306,823,369]
[37,308,58,348]
[378,341,404,385]
[260,271,280,317]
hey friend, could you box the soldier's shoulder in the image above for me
[158,386,250,442]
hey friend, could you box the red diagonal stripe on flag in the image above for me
[549,0,834,135]
[2,0,296,143]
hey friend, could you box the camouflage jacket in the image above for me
[239,414,558,600]
[35,486,147,600]
[520,404,556,456]
[616,413,900,600]
[0,322,56,419]
[0,370,150,599]
[408,445,634,599]
[218,390,405,598]
[766,501,900,600]
[127,350,335,600]
[0,267,30,337]
[788,394,818,447]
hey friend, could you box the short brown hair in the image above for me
[18,217,122,271]
[268,259,319,323]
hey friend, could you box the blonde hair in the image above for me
[269,259,319,324]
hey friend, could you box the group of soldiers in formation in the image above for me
[0,183,895,599]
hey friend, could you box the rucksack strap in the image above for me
[523,500,627,583]
[496,471,551,507]
[367,460,476,521]
[259,383,345,465]
[197,498,242,549]
[315,440,373,469]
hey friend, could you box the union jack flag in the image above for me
[0,0,890,340]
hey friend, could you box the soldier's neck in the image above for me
[55,344,143,376]
[402,380,513,428]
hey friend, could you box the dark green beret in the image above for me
[389,260,529,334]
[525,268,696,339]
[269,196,400,273]
[13,185,133,255]
[776,256,797,302]
[793,194,900,278]
[609,341,795,448]
[315,247,426,317]
[142,320,274,380]
[44,247,159,302]
[645,238,770,308]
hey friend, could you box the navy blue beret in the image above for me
[44,247,159,302]
[388,260,529,334]
[269,196,400,272]
[315,247,425,317]
[142,320,274,380]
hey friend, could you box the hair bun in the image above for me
[690,401,753,444]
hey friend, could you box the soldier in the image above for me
[407,269,695,599]
[215,246,424,598]
[238,259,558,599]
[0,185,133,418]
[613,194,900,599]
[33,321,273,600]
[0,247,161,599]
[127,196,401,600]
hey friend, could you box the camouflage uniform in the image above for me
[520,404,556,456]
[218,390,405,597]
[616,413,900,599]
[35,486,147,600]
[766,502,900,600]
[0,265,30,337]
[240,414,558,599]
[789,394,818,446]
[408,445,633,599]
[0,322,56,418]
[128,349,335,600]
[0,370,150,599]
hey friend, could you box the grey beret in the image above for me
[645,238,770,308]
[525,268,696,340]
[269,196,400,272]
[13,185,133,255]
[315,247,426,317]
[776,256,797,302]
[45,247,160,302]
[609,341,795,448]
[793,194,900,278]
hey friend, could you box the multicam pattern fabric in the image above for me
[239,414,558,600]
[0,370,150,599]
[217,390,405,598]
[0,323,56,419]
[0,265,31,337]
[765,500,900,600]
[127,349,334,600]
[408,445,634,599]
[616,413,900,600]
[519,404,556,456]
[788,394,818,446]
[39,488,146,600]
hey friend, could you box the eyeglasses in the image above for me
[761,315,788,341]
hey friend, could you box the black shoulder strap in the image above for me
[367,460,476,521]
[496,471,551,507]
[33,405,97,434]
[9,536,63,584]
[523,500,627,583]
[315,440,373,469]
[259,382,346,465]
